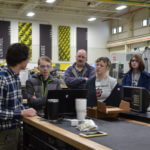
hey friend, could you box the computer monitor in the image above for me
[104,84,122,107]
[45,89,87,118]
[87,84,122,107]
[122,86,150,113]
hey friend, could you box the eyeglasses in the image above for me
[39,65,51,69]
[131,59,138,62]
[77,55,86,59]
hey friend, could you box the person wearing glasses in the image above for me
[26,56,61,114]
[122,54,150,89]
[64,49,95,89]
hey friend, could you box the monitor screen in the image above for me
[122,86,150,112]
[104,84,122,107]
[87,84,122,107]
[45,89,87,118]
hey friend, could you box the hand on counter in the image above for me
[21,108,37,117]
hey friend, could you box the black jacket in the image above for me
[26,73,61,110]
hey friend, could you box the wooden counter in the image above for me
[23,116,112,150]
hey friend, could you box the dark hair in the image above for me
[6,43,29,67]
[129,54,145,71]
[95,57,111,69]
[38,56,52,66]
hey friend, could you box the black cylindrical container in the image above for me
[47,99,59,121]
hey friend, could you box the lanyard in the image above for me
[41,81,46,97]
[41,79,52,97]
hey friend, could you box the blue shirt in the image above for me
[122,70,150,90]
[64,63,95,89]
[0,67,24,130]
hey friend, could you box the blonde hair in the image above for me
[38,56,52,66]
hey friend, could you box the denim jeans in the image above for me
[0,128,20,150]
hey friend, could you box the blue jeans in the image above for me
[0,128,20,150]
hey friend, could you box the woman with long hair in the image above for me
[122,54,150,89]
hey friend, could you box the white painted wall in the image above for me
[32,22,40,63]
[88,21,109,63]
[5,16,110,65]
[10,20,18,43]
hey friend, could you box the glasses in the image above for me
[77,55,86,59]
[39,65,51,69]
[131,59,138,62]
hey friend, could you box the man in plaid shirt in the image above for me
[0,43,36,150]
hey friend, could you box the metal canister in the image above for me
[47,99,59,121]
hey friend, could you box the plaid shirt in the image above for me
[0,67,25,130]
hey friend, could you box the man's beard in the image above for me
[77,62,85,67]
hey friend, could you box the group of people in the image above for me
[0,43,150,150]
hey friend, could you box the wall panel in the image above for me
[58,26,70,61]
[18,22,32,58]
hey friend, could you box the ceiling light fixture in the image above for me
[116,5,127,10]
[46,0,56,3]
[26,12,35,17]
[88,17,96,22]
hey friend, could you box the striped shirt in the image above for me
[0,67,25,130]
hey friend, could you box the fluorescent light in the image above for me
[26,12,35,17]
[88,17,96,22]
[46,0,56,3]
[116,5,127,10]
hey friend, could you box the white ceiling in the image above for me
[0,0,149,22]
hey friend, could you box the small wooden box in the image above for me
[87,100,130,119]
[87,107,98,118]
